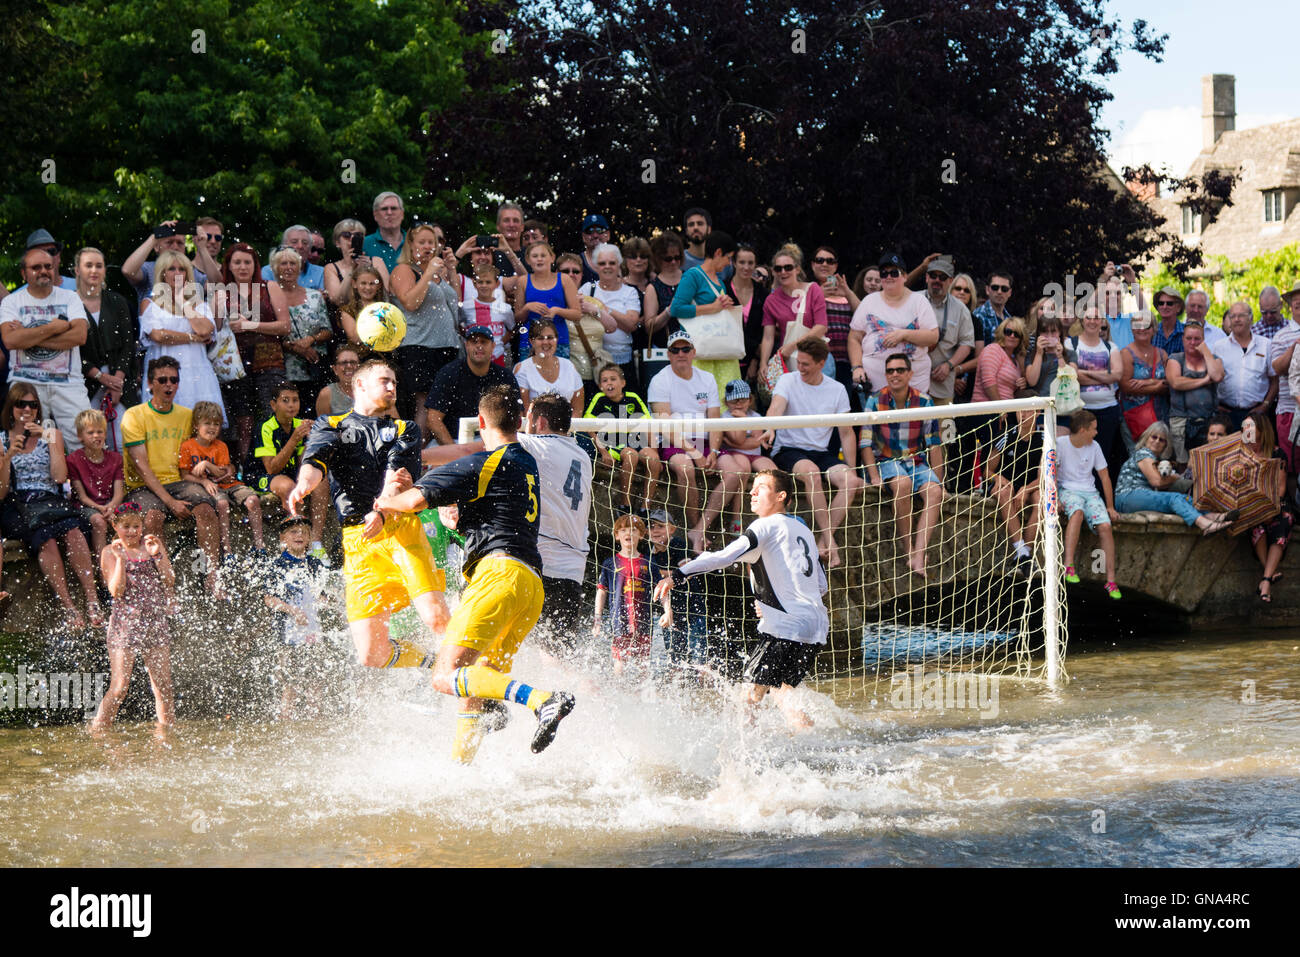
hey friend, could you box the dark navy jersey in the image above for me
[416,441,542,578]
[301,410,423,524]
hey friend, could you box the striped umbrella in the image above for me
[1189,435,1280,535]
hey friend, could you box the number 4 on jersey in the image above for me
[562,459,584,511]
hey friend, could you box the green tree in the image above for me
[0,0,490,281]
[1146,244,1300,326]
[436,0,1168,311]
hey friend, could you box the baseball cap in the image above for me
[581,214,610,232]
[280,515,311,533]
[666,329,693,348]
[464,324,494,340]
[25,228,62,253]
[724,379,751,401]
[878,251,907,271]
[646,509,672,526]
[928,256,954,278]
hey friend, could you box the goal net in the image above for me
[559,394,1068,697]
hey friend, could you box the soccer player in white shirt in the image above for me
[654,469,828,730]
[518,393,594,659]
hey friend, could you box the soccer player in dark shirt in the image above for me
[287,358,475,674]
[376,385,576,762]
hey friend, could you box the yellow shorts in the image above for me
[342,514,445,622]
[444,555,545,671]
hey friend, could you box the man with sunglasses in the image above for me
[13,229,77,293]
[922,256,974,405]
[196,218,225,272]
[1151,285,1186,356]
[578,213,612,285]
[121,357,223,595]
[1,247,92,450]
[972,269,1015,357]
[860,352,945,579]
[1254,286,1287,340]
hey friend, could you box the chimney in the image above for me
[1202,74,1235,151]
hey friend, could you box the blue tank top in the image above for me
[518,274,571,361]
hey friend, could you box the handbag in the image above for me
[679,272,744,360]
[207,320,247,383]
[1051,364,1084,415]
[1123,399,1159,437]
[680,306,745,361]
[759,288,810,398]
[568,298,614,380]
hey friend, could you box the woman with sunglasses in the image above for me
[642,232,688,387]
[812,245,860,402]
[323,218,375,305]
[0,385,102,628]
[848,253,939,394]
[1114,421,1233,535]
[975,318,1028,403]
[759,247,828,387]
[139,251,227,422]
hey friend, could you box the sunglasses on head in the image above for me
[153,376,180,385]
[668,344,693,354]
[14,399,40,409]
[879,268,902,278]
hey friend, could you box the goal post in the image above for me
[460,395,1068,692]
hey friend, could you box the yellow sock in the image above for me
[384,638,434,669]
[450,665,511,700]
[451,711,483,764]
[451,667,552,712]
[524,688,552,712]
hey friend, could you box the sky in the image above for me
[1100,0,1296,177]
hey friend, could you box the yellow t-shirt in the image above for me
[121,401,194,489]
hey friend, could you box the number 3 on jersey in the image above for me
[525,473,539,522]
[798,535,813,577]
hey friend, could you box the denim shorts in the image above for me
[878,458,942,488]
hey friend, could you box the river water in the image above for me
[0,630,1296,867]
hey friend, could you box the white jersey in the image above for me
[517,432,592,583]
[677,513,829,644]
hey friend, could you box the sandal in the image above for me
[1259,577,1273,603]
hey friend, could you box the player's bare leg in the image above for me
[349,615,436,669]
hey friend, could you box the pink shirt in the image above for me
[762,283,827,344]
[974,344,1022,402]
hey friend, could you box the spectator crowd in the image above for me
[3,195,1299,660]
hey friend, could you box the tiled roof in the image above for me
[1168,118,1300,268]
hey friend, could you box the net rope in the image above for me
[464,396,1069,696]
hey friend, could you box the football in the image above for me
[356,302,406,352]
